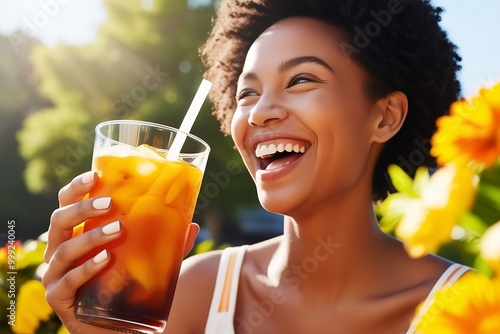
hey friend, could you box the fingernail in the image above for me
[81,171,95,185]
[93,250,108,264]
[102,221,121,235]
[92,197,111,210]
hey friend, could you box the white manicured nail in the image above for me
[93,250,108,264]
[102,221,121,235]
[81,171,95,184]
[92,197,111,210]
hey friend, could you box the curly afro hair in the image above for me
[200,0,461,200]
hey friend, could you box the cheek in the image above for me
[230,110,252,163]
[312,98,374,183]
[230,109,244,146]
[295,88,372,136]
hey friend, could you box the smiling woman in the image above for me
[13,0,497,333]
[40,1,478,334]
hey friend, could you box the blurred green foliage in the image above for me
[2,0,259,241]
[0,33,57,240]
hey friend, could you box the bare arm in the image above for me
[163,250,222,334]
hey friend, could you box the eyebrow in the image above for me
[238,55,335,83]
[278,56,335,73]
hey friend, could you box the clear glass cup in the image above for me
[73,120,210,333]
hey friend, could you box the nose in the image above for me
[248,95,289,127]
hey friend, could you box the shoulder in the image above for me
[364,252,459,332]
[164,250,224,334]
[164,238,282,334]
[391,254,460,310]
[181,248,225,279]
[401,257,472,333]
[390,252,455,302]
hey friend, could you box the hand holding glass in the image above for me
[73,120,210,333]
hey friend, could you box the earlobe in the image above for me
[372,91,408,143]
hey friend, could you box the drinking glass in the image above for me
[74,120,210,333]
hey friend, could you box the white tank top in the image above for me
[204,246,470,334]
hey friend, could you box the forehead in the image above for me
[242,17,346,73]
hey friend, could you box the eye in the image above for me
[286,74,317,88]
[236,89,259,101]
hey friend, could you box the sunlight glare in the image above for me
[0,0,107,46]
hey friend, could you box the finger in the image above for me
[59,171,98,207]
[45,197,113,262]
[45,249,110,312]
[183,223,200,258]
[43,221,122,286]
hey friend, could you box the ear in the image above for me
[371,91,408,144]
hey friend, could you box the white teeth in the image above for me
[268,144,276,155]
[261,146,268,156]
[255,143,307,158]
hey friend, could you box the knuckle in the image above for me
[57,185,66,203]
[43,248,51,265]
[70,173,82,188]
[77,200,86,215]
[88,227,103,242]
[41,266,53,288]
[61,272,76,290]
[41,271,49,287]
[44,288,56,308]
[49,209,62,227]
[53,242,69,264]
[80,259,94,277]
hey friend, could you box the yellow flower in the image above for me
[396,164,476,258]
[431,82,500,168]
[13,280,54,334]
[0,241,22,268]
[416,272,500,334]
[480,221,500,275]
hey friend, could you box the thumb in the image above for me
[183,223,200,257]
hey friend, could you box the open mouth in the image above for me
[255,142,307,170]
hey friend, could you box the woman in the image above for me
[43,0,468,333]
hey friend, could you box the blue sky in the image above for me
[432,0,500,97]
[0,0,499,98]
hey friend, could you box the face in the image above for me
[231,17,382,217]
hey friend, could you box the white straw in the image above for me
[167,79,212,161]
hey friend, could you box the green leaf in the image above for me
[473,254,494,277]
[478,161,500,185]
[17,240,47,270]
[377,193,414,233]
[387,164,417,195]
[412,166,430,195]
[477,183,500,211]
[459,212,488,237]
[379,214,401,234]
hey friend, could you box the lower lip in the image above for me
[256,153,306,182]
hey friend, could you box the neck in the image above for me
[268,189,396,301]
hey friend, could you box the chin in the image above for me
[257,191,296,217]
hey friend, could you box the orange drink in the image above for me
[75,120,210,333]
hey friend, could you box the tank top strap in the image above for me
[406,263,472,334]
[205,245,248,334]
